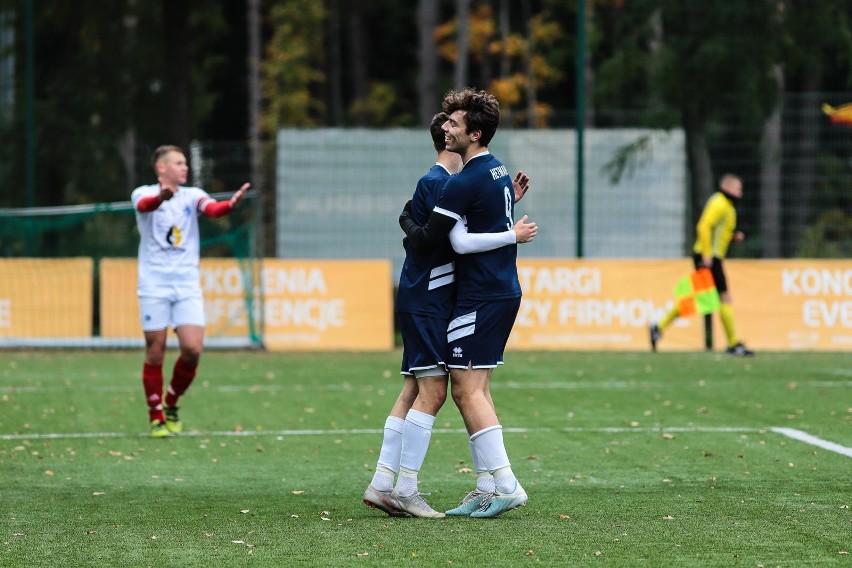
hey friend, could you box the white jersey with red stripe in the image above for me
[131,184,214,289]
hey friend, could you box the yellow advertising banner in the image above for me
[100,258,393,351]
[509,259,702,351]
[99,258,138,338]
[0,258,93,338]
[509,259,852,352]
[261,259,393,351]
[724,260,852,351]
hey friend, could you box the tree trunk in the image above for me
[683,103,714,229]
[348,0,368,125]
[498,0,510,80]
[521,0,537,127]
[162,0,191,149]
[759,65,784,258]
[417,0,439,125]
[647,8,664,117]
[583,0,595,126]
[326,0,344,126]
[791,70,821,256]
[454,0,470,90]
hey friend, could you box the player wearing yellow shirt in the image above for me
[650,174,754,356]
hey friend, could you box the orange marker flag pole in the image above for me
[822,103,852,127]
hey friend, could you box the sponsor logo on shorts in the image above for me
[452,346,463,358]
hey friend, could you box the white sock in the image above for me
[394,409,435,497]
[470,425,516,493]
[469,437,495,493]
[492,465,519,494]
[371,416,404,491]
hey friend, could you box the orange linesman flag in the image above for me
[674,268,720,317]
[822,103,852,126]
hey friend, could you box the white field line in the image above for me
[770,427,852,458]
[2,380,851,394]
[2,425,850,458]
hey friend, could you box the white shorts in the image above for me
[138,285,205,332]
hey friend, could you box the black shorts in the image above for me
[692,253,728,293]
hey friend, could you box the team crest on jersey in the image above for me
[452,346,463,358]
[166,226,182,246]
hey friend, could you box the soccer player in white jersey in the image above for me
[399,88,534,518]
[363,114,536,518]
[131,145,249,438]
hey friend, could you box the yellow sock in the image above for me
[659,306,679,331]
[719,303,737,346]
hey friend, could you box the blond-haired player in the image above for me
[131,145,249,437]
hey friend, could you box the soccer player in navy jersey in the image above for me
[399,88,533,518]
[363,113,537,518]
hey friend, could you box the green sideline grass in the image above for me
[1,350,850,567]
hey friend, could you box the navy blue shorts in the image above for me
[445,297,521,369]
[399,312,449,376]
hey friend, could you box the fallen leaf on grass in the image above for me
[13,533,23,537]
[559,514,571,520]
[457,467,473,474]
[662,433,675,440]
[838,551,848,556]
[109,451,122,457]
[86,530,96,535]
[290,515,299,518]
[44,470,54,476]
[526,455,538,460]
[594,551,603,557]
[150,535,158,540]
[356,552,369,557]
[240,509,250,514]
[292,490,305,495]
[92,492,105,496]
[231,540,245,545]
[525,550,534,557]
[663,515,674,520]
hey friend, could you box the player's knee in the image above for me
[180,346,202,365]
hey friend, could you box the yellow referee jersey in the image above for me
[692,192,737,259]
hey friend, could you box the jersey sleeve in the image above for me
[448,219,515,254]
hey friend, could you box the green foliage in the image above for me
[348,82,413,127]
[796,209,852,258]
[1,350,850,566]
[261,1,326,131]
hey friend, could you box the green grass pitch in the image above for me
[1,350,850,566]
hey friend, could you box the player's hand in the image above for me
[158,178,176,201]
[230,183,251,207]
[399,200,413,229]
[702,256,713,268]
[513,171,530,203]
[513,215,537,243]
[733,231,745,243]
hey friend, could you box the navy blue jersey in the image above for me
[434,152,521,301]
[396,164,456,316]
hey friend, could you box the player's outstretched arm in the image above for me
[202,183,251,218]
[398,200,456,254]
